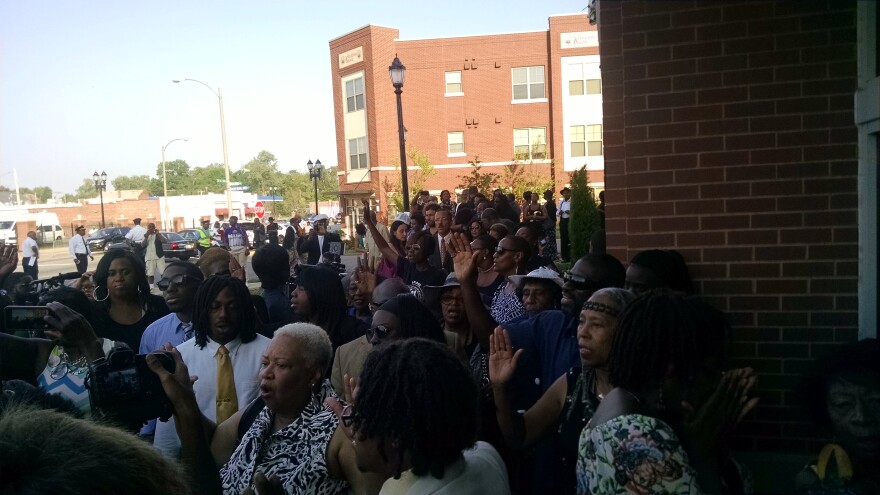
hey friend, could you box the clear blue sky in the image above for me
[0,1,584,195]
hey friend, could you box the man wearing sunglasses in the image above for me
[138,261,205,440]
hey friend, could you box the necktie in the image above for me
[179,322,193,341]
[440,236,447,265]
[216,345,238,424]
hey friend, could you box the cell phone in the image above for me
[4,306,52,332]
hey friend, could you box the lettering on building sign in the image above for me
[561,31,598,49]
[339,47,364,69]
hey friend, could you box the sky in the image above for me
[0,0,584,196]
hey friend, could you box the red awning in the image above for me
[215,208,229,216]
[245,207,255,214]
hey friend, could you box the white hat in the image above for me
[509,266,564,289]
[312,213,329,223]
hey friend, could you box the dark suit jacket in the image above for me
[297,232,342,265]
[426,233,452,274]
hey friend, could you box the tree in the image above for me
[153,159,192,195]
[407,148,436,196]
[499,158,555,201]
[457,156,499,194]
[568,166,600,261]
[234,151,282,196]
[75,179,97,199]
[190,164,228,194]
[112,175,153,192]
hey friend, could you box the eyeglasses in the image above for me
[495,246,517,254]
[157,274,193,292]
[563,271,600,291]
[441,294,463,305]
[365,324,391,341]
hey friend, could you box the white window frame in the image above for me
[445,71,463,97]
[511,66,547,103]
[514,127,547,160]
[568,63,602,96]
[345,77,365,113]
[348,137,368,170]
[447,132,465,157]
[587,124,603,156]
[570,125,586,157]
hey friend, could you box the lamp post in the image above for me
[306,159,323,215]
[267,186,278,216]
[92,171,107,228]
[162,138,188,231]
[389,56,410,210]
[172,78,232,217]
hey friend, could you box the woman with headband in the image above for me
[488,287,636,495]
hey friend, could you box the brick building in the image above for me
[328,15,602,220]
[596,0,876,489]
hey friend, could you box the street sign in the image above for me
[254,201,265,219]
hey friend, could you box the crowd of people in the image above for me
[0,185,876,495]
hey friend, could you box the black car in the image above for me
[160,232,197,261]
[86,227,131,252]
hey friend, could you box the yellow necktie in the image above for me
[216,345,238,424]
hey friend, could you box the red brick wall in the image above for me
[598,0,859,453]
[30,200,162,236]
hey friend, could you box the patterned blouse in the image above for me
[490,282,526,324]
[220,381,348,495]
[576,414,703,495]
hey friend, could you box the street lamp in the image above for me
[306,159,323,215]
[92,171,107,228]
[162,138,187,231]
[267,186,278,216]
[389,56,410,210]
[172,78,232,218]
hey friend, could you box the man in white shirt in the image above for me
[142,223,166,287]
[124,217,148,259]
[558,187,573,262]
[153,275,270,458]
[21,230,39,278]
[69,225,93,274]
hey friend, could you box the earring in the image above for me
[93,285,109,302]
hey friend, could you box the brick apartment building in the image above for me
[595,0,876,490]
[328,14,602,220]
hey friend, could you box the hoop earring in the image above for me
[93,285,109,302]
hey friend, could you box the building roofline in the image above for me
[329,24,398,44]
[397,29,547,43]
[548,12,589,18]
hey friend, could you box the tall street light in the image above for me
[92,171,107,228]
[306,159,323,215]
[172,78,232,218]
[389,56,410,211]
[162,138,188,231]
[267,186,278,216]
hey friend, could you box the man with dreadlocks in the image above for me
[154,275,270,458]
[349,338,511,494]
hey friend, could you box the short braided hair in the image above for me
[353,338,479,480]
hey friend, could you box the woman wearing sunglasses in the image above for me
[366,294,444,346]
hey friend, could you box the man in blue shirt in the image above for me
[138,260,204,439]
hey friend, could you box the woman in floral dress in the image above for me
[577,291,759,495]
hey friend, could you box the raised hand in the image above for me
[354,253,377,295]
[0,245,18,283]
[43,301,99,351]
[449,232,478,282]
[489,326,522,388]
[228,256,246,283]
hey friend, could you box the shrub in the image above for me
[568,166,600,261]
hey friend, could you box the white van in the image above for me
[0,212,63,246]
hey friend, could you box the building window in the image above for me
[345,77,365,113]
[568,63,602,96]
[514,127,547,160]
[445,71,462,95]
[587,124,603,156]
[448,132,465,155]
[348,137,368,169]
[571,125,586,157]
[512,66,545,100]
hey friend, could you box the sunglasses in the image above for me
[563,271,600,291]
[365,324,391,341]
[157,274,192,292]
[495,246,518,254]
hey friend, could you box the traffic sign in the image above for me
[254,201,265,219]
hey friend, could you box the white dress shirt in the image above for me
[153,334,271,458]
[22,236,38,258]
[68,234,90,257]
[125,224,147,243]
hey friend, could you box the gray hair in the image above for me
[589,288,637,313]
[274,323,332,372]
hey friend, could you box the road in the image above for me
[26,244,360,283]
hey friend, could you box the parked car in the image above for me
[160,232,197,261]
[86,227,131,252]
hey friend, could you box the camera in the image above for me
[86,346,175,426]
[4,306,52,337]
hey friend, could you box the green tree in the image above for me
[407,148,436,196]
[500,158,555,201]
[568,166,600,261]
[234,151,283,196]
[154,159,192,195]
[190,163,228,194]
[75,179,97,199]
[457,156,498,194]
[112,175,153,192]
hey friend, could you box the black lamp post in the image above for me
[92,171,107,228]
[389,56,410,211]
[306,159,323,215]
